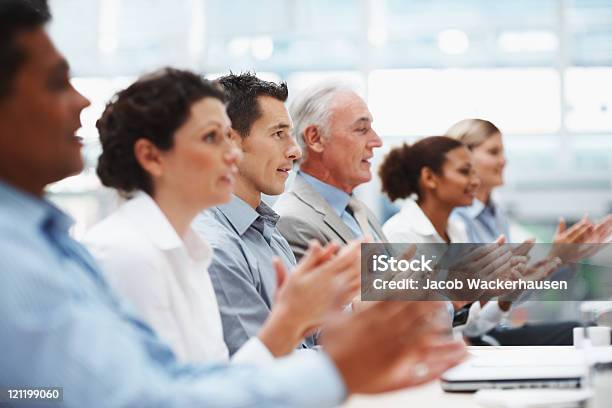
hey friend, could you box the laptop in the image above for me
[441,347,586,392]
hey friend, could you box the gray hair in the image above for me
[289,81,354,163]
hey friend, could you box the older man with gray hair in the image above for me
[274,82,512,341]
[275,82,590,349]
[275,82,386,261]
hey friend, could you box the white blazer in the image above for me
[382,199,507,338]
[83,192,271,364]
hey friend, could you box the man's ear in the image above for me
[302,125,325,153]
[228,127,243,148]
[134,138,163,178]
[420,167,438,190]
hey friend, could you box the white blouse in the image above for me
[383,199,468,244]
[383,199,508,338]
[83,192,272,364]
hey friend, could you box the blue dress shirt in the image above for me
[0,181,345,407]
[193,195,314,355]
[451,198,511,243]
[300,171,377,239]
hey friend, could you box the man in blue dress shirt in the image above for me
[0,1,466,406]
[194,73,374,354]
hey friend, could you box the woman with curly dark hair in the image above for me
[378,137,512,339]
[380,136,479,244]
[83,68,363,364]
[83,68,243,363]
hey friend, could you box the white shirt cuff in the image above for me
[480,300,510,322]
[231,337,275,365]
[461,301,509,337]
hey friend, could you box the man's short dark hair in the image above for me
[217,72,288,137]
[0,0,51,100]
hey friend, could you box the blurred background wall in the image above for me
[45,0,612,325]
[48,0,612,248]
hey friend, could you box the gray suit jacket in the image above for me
[274,173,387,262]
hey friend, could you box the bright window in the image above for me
[565,67,612,132]
[368,68,561,136]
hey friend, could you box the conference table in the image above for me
[344,346,581,408]
[345,380,476,408]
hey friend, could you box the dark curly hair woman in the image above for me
[84,68,246,363]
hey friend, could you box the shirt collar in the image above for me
[216,194,280,236]
[299,171,351,217]
[400,198,438,237]
[462,198,486,219]
[120,191,211,263]
[462,198,500,220]
[400,198,467,243]
[0,180,74,233]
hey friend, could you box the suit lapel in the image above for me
[292,175,357,244]
[322,214,357,244]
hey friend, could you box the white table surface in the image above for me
[343,346,582,408]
